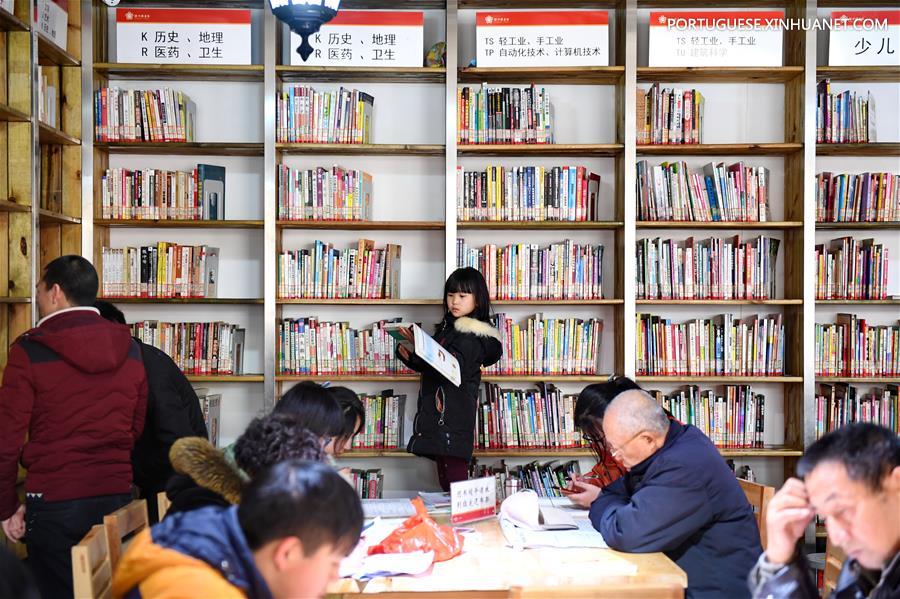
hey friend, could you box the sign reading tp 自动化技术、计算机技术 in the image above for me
[649,11,784,67]
[115,7,251,65]
[476,11,609,68]
[828,10,899,67]
[290,11,423,67]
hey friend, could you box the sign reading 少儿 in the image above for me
[476,11,609,67]
[37,0,68,50]
[290,11,424,67]
[649,11,784,67]
[116,8,251,64]
[450,476,497,525]
[829,10,899,66]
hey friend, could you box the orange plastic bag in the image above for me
[367,498,464,562]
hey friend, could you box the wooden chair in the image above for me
[156,491,171,520]
[738,479,775,550]
[103,499,149,570]
[824,538,847,596]
[71,524,113,599]
[513,583,683,598]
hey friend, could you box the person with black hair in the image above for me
[274,380,345,448]
[165,413,326,516]
[95,300,208,523]
[328,386,365,455]
[750,423,900,599]
[0,256,148,599]
[113,460,363,599]
[396,267,503,491]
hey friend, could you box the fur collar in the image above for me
[453,316,502,341]
[169,437,244,504]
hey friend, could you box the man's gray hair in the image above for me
[607,389,670,436]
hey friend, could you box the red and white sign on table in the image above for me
[649,11,784,67]
[116,8,252,64]
[450,476,497,525]
[476,11,609,67]
[829,10,900,66]
[290,11,423,67]
[37,0,68,50]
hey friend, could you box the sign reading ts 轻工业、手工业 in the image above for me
[116,8,251,64]
[476,11,609,67]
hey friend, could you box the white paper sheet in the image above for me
[500,516,609,549]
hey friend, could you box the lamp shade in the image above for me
[269,0,341,62]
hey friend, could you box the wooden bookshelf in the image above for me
[816,143,900,156]
[816,299,900,306]
[637,221,803,230]
[816,66,900,82]
[94,142,264,156]
[459,66,624,85]
[0,200,30,213]
[337,447,805,459]
[38,122,81,146]
[492,299,624,306]
[815,222,900,230]
[637,376,804,384]
[0,297,30,304]
[37,34,79,67]
[637,143,803,156]
[277,66,446,83]
[277,298,441,306]
[277,374,420,383]
[277,220,444,230]
[276,143,444,156]
[38,209,81,225]
[482,375,613,383]
[636,299,804,306]
[0,102,29,122]
[103,297,265,305]
[95,63,265,81]
[718,447,804,458]
[816,377,900,384]
[458,144,624,157]
[638,67,803,83]
[458,221,624,230]
[0,7,28,32]
[95,219,264,229]
[186,374,265,383]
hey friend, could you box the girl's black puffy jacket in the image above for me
[399,314,502,460]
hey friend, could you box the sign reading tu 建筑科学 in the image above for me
[476,11,609,67]
[115,8,252,64]
[649,11,784,67]
[828,10,899,66]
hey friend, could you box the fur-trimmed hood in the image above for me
[169,437,244,505]
[453,316,502,341]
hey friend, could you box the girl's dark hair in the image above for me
[443,267,492,322]
[234,414,325,478]
[275,381,344,438]
[329,386,365,452]
[575,376,643,465]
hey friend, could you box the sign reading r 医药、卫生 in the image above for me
[649,11,784,67]
[290,11,423,67]
[828,10,899,67]
[116,8,251,65]
[476,11,609,68]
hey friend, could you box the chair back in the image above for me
[103,499,149,570]
[738,478,775,549]
[71,524,113,599]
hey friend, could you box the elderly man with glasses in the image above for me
[567,389,761,599]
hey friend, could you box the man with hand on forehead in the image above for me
[750,423,899,598]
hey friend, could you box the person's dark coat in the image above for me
[400,314,502,460]
[132,339,208,510]
[0,309,147,520]
[589,420,761,599]
[750,551,900,599]
[164,437,243,517]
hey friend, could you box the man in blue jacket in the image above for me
[570,389,761,598]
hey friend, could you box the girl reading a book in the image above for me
[396,267,503,491]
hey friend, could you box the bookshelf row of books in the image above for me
[814,383,898,438]
[349,392,407,450]
[348,469,384,499]
[275,85,374,144]
[276,240,402,300]
[636,235,780,301]
[636,160,770,223]
[814,316,900,377]
[815,172,899,223]
[636,313,785,377]
[131,320,246,376]
[100,165,226,221]
[277,164,373,221]
[100,244,219,299]
[485,314,603,376]
[815,237,893,301]
[650,385,765,449]
[456,239,605,301]
[475,383,585,451]
[194,387,222,448]
[636,84,704,146]
[94,87,196,143]
[457,84,553,145]
[816,79,874,144]
[456,165,602,223]
[471,460,582,500]
[277,318,412,376]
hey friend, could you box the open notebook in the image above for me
[500,490,577,531]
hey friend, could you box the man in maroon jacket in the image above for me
[0,255,148,599]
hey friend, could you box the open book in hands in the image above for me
[384,323,461,387]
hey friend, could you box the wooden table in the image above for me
[327,516,687,597]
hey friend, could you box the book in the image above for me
[472,459,582,499]
[649,385,766,448]
[815,315,900,377]
[94,87,196,143]
[197,164,226,220]
[487,313,603,376]
[276,85,374,144]
[500,490,577,531]
[351,391,406,450]
[101,243,219,298]
[637,84,704,145]
[815,383,898,437]
[277,164,373,221]
[816,237,890,300]
[412,323,461,387]
[816,79,874,144]
[132,321,245,375]
[477,383,585,450]
[457,84,553,145]
[277,239,401,299]
[194,387,222,448]
[815,171,899,223]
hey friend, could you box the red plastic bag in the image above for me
[367,498,464,562]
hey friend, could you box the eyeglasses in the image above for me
[606,430,647,458]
